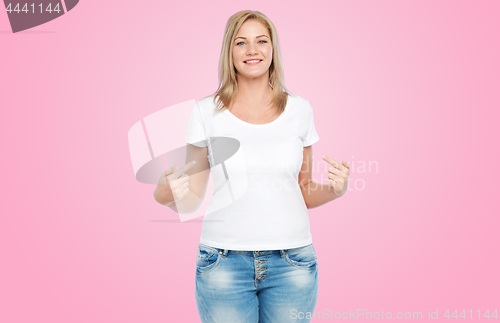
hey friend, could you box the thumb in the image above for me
[165,164,176,176]
[342,160,349,169]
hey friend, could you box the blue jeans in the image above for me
[195,243,319,323]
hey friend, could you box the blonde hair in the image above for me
[204,10,293,115]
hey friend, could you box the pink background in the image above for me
[1,0,499,322]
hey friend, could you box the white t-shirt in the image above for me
[185,93,320,250]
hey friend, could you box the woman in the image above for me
[154,10,350,323]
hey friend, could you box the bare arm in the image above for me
[298,145,339,209]
[154,143,211,214]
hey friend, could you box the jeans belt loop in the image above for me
[280,250,286,258]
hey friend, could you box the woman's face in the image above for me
[232,20,273,81]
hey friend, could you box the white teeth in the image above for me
[245,60,260,63]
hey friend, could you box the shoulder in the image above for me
[287,93,312,116]
[196,95,219,112]
[192,95,219,119]
[196,95,213,108]
[197,94,215,105]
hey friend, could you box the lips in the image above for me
[244,59,262,63]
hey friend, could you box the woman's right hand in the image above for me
[154,160,197,205]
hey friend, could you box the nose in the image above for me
[246,43,258,55]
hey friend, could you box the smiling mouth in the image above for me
[244,59,262,64]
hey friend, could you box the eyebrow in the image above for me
[234,35,269,41]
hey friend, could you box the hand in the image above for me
[322,155,350,198]
[154,160,197,205]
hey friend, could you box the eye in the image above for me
[235,40,268,46]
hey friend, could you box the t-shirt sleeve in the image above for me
[302,100,320,147]
[185,101,208,147]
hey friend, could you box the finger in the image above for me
[176,173,189,183]
[328,173,340,181]
[180,186,189,199]
[172,175,189,186]
[328,167,340,175]
[322,155,343,171]
[328,179,340,191]
[328,173,346,185]
[172,160,197,178]
[173,181,189,197]
[342,160,350,173]
[329,174,346,187]
[328,167,347,179]
[163,164,176,176]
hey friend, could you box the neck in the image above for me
[235,74,273,106]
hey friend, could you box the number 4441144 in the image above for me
[6,3,62,14]
[443,309,498,319]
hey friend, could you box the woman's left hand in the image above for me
[322,155,350,198]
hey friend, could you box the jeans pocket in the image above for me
[196,244,222,276]
[284,243,318,270]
